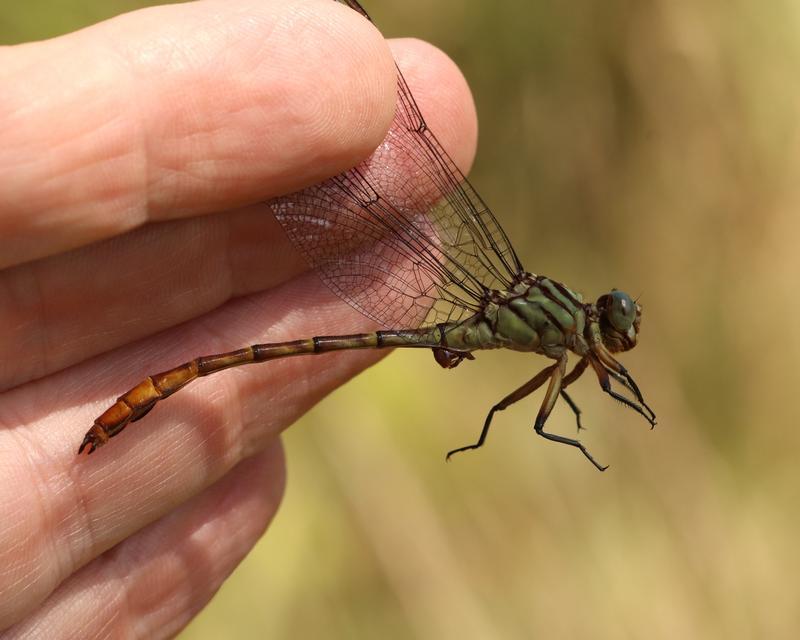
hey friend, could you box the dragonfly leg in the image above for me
[592,345,656,424]
[587,353,656,428]
[605,367,636,394]
[533,356,608,471]
[604,367,657,424]
[559,390,584,432]
[445,362,557,461]
[560,357,590,432]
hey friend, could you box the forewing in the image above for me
[269,1,523,329]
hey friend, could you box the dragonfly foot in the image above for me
[534,418,607,472]
[445,444,480,461]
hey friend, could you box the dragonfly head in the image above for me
[596,289,640,353]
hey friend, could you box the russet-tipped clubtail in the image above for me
[79,0,656,471]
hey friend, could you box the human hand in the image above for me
[0,0,476,636]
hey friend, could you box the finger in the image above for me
[1,446,284,637]
[0,37,478,391]
[0,269,382,629]
[0,0,396,269]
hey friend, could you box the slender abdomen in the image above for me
[80,327,445,453]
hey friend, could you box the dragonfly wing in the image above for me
[269,1,524,329]
[336,0,370,20]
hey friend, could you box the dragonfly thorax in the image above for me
[454,274,588,359]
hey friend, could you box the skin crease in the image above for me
[0,0,478,636]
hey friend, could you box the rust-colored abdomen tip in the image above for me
[78,424,109,455]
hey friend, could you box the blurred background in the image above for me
[4,0,800,637]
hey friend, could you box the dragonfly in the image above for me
[79,0,656,471]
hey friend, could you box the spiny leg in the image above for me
[445,363,557,460]
[603,366,657,423]
[560,357,590,433]
[604,366,657,424]
[588,354,656,428]
[534,356,608,471]
[591,364,640,423]
[606,367,636,395]
[592,346,656,424]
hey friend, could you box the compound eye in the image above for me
[608,290,636,332]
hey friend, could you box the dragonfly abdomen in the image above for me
[79,328,446,453]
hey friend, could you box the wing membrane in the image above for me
[270,0,523,328]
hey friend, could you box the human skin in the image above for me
[0,0,477,636]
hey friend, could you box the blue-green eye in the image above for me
[608,290,636,332]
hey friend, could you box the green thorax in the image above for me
[445,274,588,358]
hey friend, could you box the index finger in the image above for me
[0,0,396,269]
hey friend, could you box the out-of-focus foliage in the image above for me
[5,1,800,638]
